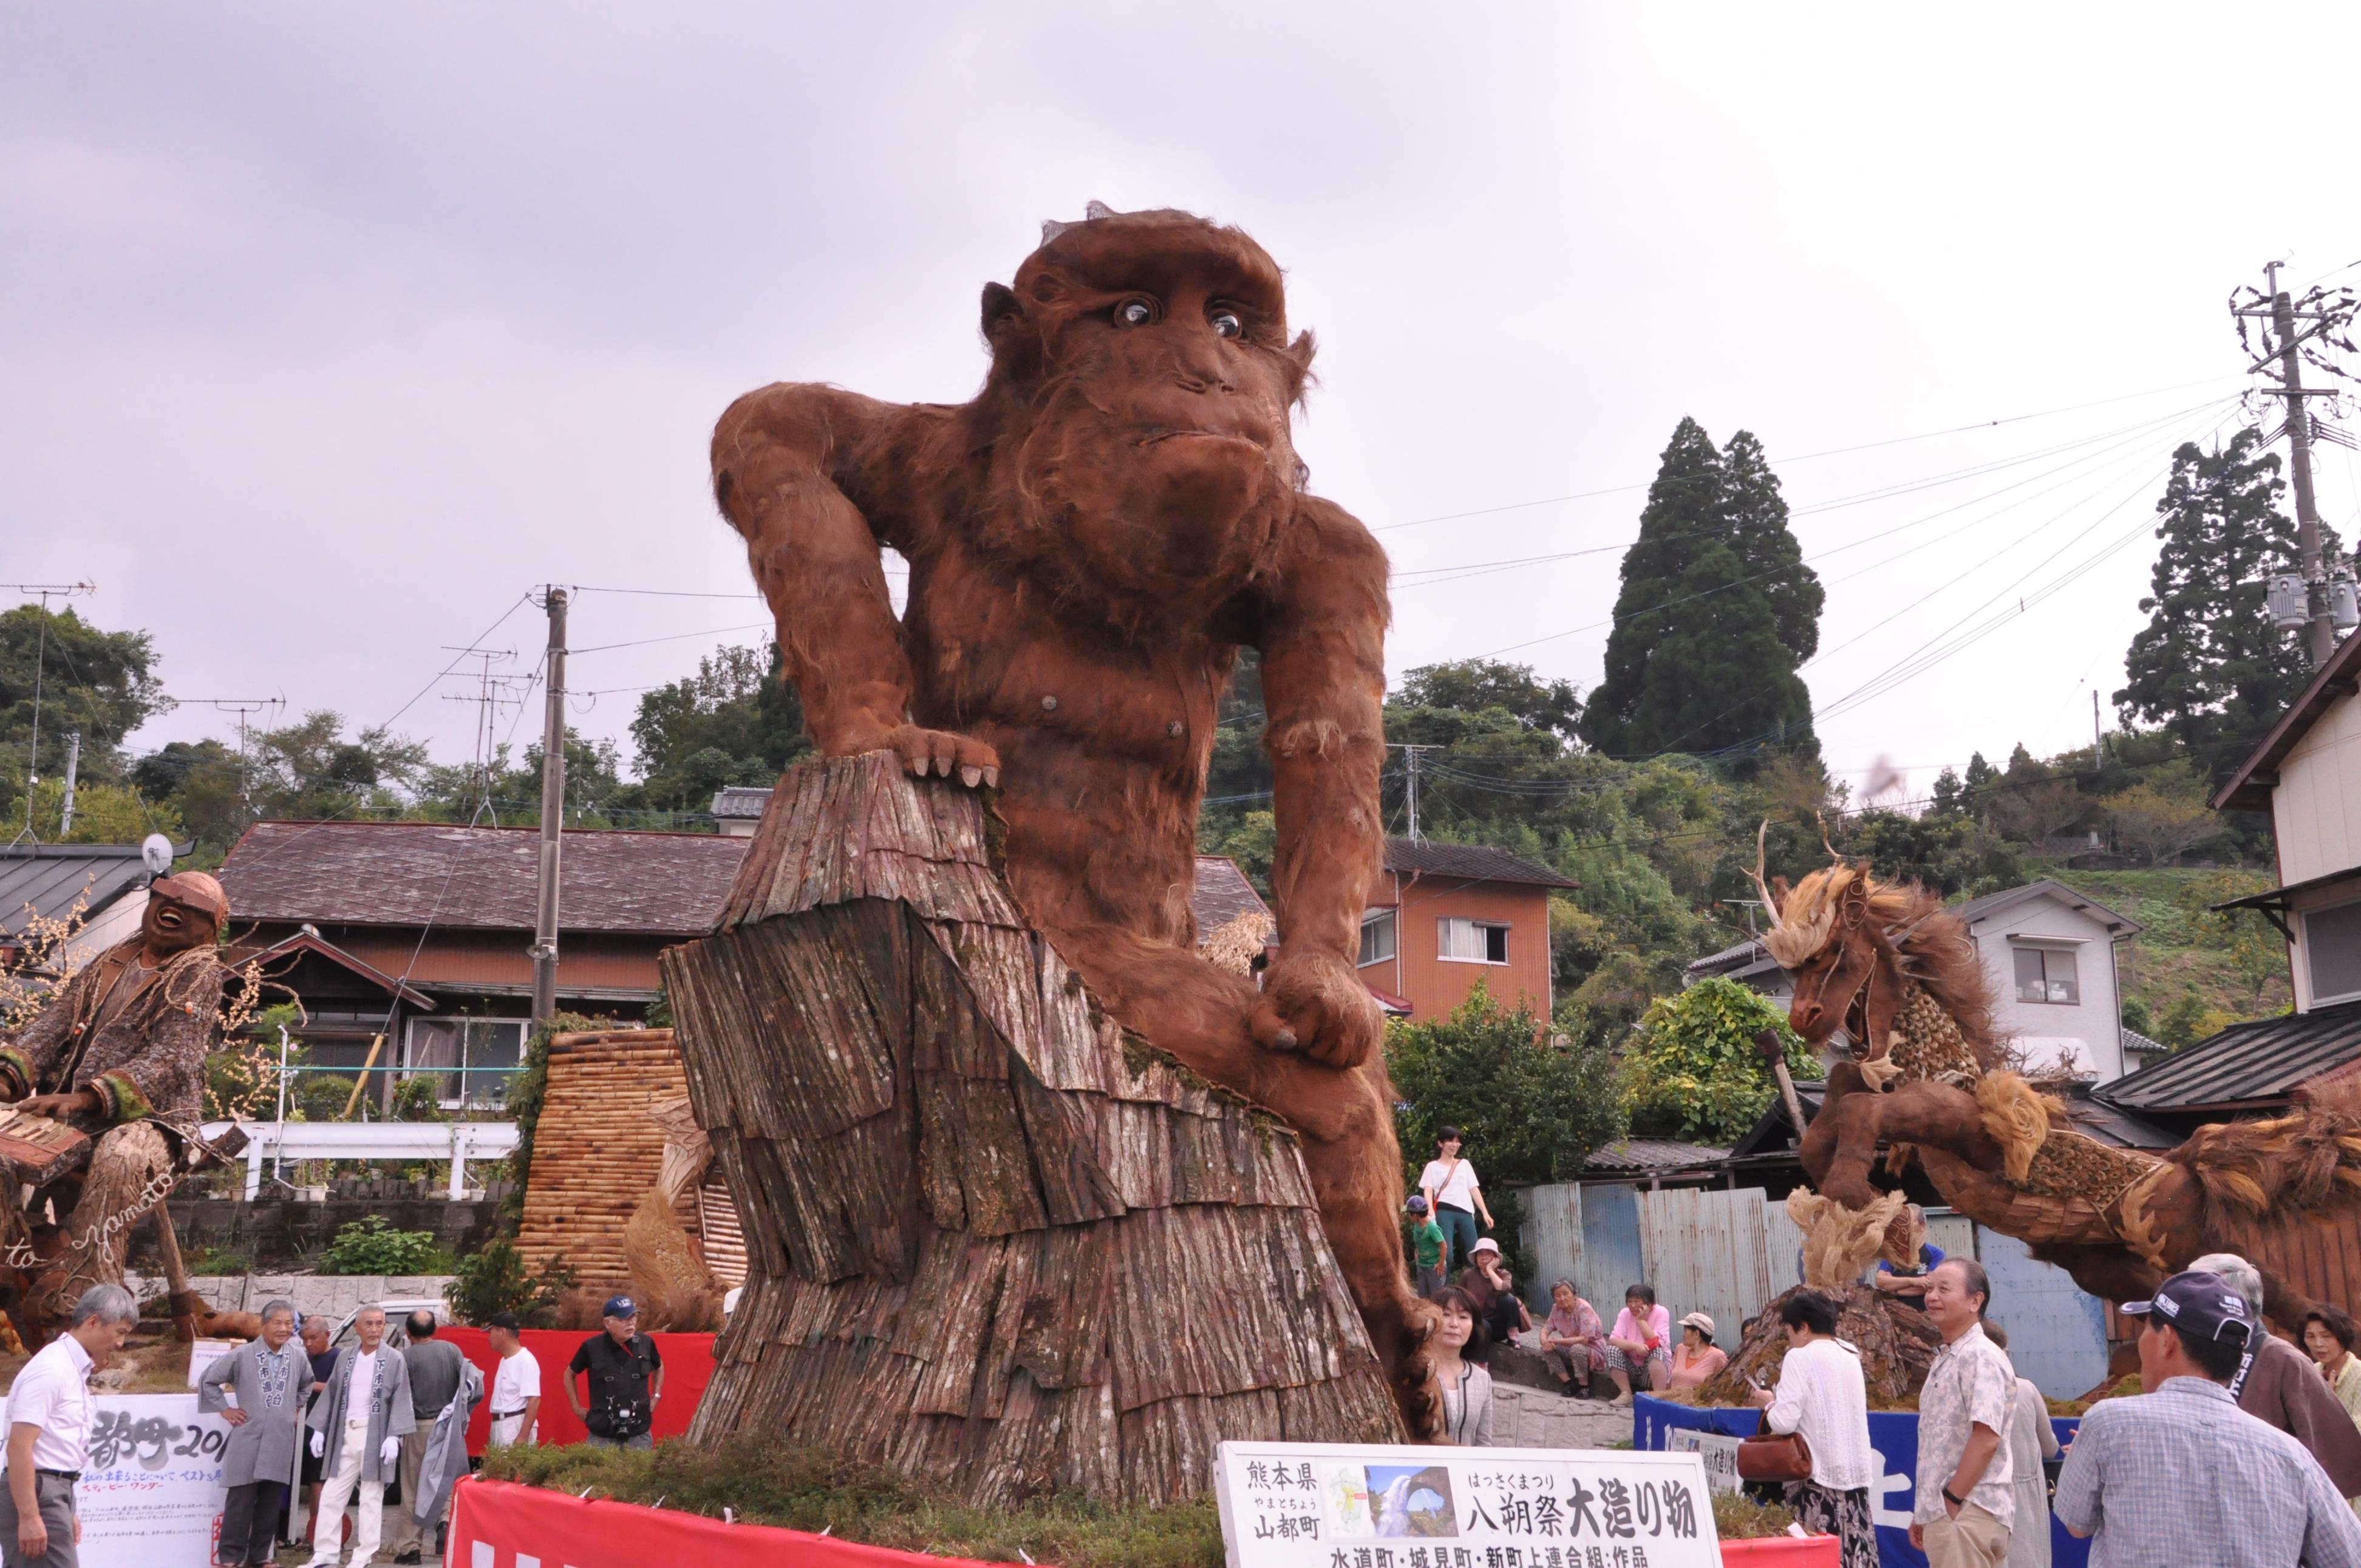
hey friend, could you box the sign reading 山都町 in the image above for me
[1214,1440,1720,1568]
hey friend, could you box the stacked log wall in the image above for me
[661,754,1402,1508]
[516,1029,690,1295]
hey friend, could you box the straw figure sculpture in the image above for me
[1752,823,2361,1332]
[699,202,1440,1448]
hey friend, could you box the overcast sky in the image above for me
[5,5,2359,809]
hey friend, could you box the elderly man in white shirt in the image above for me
[0,1285,138,1568]
[302,1305,414,1568]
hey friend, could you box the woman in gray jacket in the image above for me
[1430,1287,1494,1446]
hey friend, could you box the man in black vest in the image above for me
[565,1297,664,1450]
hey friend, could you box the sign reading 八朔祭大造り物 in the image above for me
[1213,1441,1720,1568]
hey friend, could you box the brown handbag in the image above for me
[1736,1411,1814,1483]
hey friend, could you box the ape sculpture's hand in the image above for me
[1253,946,1383,1069]
[870,724,1000,789]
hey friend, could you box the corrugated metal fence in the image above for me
[1520,1181,2110,1397]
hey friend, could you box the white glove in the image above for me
[381,1436,401,1467]
[310,1430,324,1458]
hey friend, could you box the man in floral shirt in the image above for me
[0,872,231,1320]
[1912,1258,2015,1568]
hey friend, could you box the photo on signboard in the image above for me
[1364,1464,1456,1538]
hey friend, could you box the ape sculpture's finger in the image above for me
[960,765,983,788]
[982,767,999,788]
[1273,1027,1299,1051]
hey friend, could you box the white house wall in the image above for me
[60,890,145,972]
[2274,691,2361,888]
[1970,896,2125,1082]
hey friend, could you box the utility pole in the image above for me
[2233,261,2359,669]
[1395,743,1439,842]
[530,588,568,1026]
[58,733,80,837]
[2091,692,2103,765]
[3,581,95,845]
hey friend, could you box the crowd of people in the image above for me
[0,1287,665,1568]
[1406,1133,2361,1568]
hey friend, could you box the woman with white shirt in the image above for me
[1429,1287,1494,1446]
[1747,1289,1879,1568]
[1985,1324,2060,1568]
[1420,1127,1494,1275]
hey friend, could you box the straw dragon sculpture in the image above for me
[1755,828,2361,1329]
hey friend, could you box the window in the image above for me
[2308,899,2361,1004]
[1439,917,1510,965]
[403,1017,531,1109]
[2012,946,2080,1005]
[1358,909,1397,968]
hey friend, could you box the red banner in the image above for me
[437,1326,718,1454]
[449,1477,1005,1567]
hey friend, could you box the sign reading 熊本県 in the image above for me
[1214,1440,1720,1568]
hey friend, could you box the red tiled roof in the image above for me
[219,820,749,938]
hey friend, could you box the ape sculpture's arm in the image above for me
[710,384,1001,787]
[1249,498,1391,1069]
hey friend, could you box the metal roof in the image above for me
[0,844,158,939]
[2056,1081,2179,1150]
[1950,879,2142,936]
[2215,625,2361,813]
[2096,1000,2361,1111]
[1383,838,1578,890]
[1585,1137,1731,1173]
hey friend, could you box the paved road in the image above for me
[1490,1385,1637,1449]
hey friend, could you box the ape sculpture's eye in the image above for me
[1209,309,1242,339]
[1116,298,1157,327]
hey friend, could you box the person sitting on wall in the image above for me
[1538,1280,1607,1399]
[1457,1239,1530,1362]
[1604,1283,1671,1406]
[1873,1204,1945,1311]
[1666,1313,1728,1391]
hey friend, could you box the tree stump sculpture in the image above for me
[660,755,1402,1507]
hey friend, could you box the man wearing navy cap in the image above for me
[2055,1270,2361,1566]
[565,1297,663,1450]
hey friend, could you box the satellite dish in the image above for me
[141,834,174,876]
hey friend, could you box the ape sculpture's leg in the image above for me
[1057,927,1442,1440]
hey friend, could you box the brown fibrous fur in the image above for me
[709,205,1437,1437]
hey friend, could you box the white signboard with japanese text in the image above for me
[1215,1441,1719,1568]
[185,1338,239,1389]
[78,1394,230,1567]
[1661,1430,1739,1495]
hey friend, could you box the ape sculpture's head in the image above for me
[972,203,1318,624]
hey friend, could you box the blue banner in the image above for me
[1633,1394,2085,1568]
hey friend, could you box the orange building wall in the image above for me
[1363,876,1556,1021]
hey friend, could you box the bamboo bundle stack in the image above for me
[516,1029,693,1295]
[661,753,1400,1509]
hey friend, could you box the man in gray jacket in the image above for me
[389,1312,464,1564]
[197,1300,312,1568]
[302,1306,414,1568]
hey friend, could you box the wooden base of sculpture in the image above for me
[659,754,1402,1508]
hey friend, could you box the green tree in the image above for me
[1621,977,1821,1144]
[1387,986,1625,1188]
[2103,761,2224,867]
[1579,420,1818,762]
[414,729,629,826]
[0,603,169,828]
[629,644,813,810]
[1838,809,2023,898]
[1395,660,1583,745]
[247,711,428,821]
[131,739,246,858]
[2116,430,2322,787]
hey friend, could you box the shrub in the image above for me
[296,1075,358,1122]
[390,1075,448,1122]
[321,1215,448,1276]
[1621,976,1821,1145]
[446,1239,579,1327]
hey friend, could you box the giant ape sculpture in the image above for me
[711,203,1436,1436]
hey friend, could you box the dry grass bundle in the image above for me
[1788,1188,1906,1289]
[1198,909,1274,977]
[1975,1072,2049,1184]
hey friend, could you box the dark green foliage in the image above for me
[2120,995,2152,1035]
[131,738,245,857]
[1395,659,1583,744]
[628,644,813,811]
[482,1436,1224,1567]
[321,1214,448,1275]
[390,1075,448,1121]
[1580,419,1819,762]
[446,1240,578,1327]
[1839,809,2025,898]
[0,604,169,827]
[2116,431,2320,788]
[1621,977,1821,1144]
[1386,986,1626,1189]
[413,729,629,827]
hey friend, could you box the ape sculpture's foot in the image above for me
[1252,947,1384,1069]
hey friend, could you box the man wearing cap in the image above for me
[0,871,232,1319]
[2055,1270,2361,1567]
[566,1297,663,1450]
